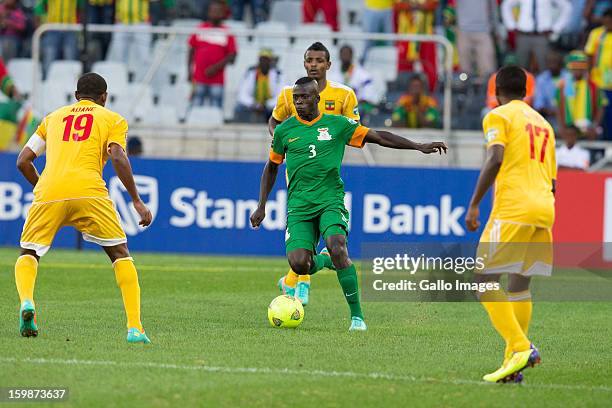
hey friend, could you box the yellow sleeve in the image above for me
[342,89,361,121]
[34,116,48,141]
[271,88,291,122]
[107,115,128,151]
[551,130,558,179]
[584,29,597,56]
[482,111,508,148]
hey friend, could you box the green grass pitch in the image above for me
[0,247,611,407]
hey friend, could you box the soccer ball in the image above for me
[267,295,304,328]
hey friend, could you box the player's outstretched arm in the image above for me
[363,129,448,154]
[250,160,280,228]
[108,143,152,227]
[465,145,505,232]
[16,146,40,187]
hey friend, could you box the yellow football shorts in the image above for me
[477,219,553,276]
[20,197,127,256]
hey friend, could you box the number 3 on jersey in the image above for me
[308,144,317,158]
[62,114,94,142]
[526,123,549,163]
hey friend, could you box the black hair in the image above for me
[565,125,581,134]
[295,77,317,86]
[495,65,526,99]
[604,8,612,18]
[76,72,107,98]
[304,42,330,61]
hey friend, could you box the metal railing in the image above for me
[31,23,456,160]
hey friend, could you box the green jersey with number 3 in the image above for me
[269,113,369,218]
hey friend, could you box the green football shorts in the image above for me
[285,207,349,254]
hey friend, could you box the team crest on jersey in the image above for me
[325,100,335,110]
[485,128,499,142]
[317,127,332,141]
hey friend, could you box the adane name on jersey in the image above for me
[71,106,96,113]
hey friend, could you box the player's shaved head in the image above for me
[76,73,108,106]
[293,77,320,120]
[495,65,526,101]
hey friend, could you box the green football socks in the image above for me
[336,264,363,319]
[309,254,334,275]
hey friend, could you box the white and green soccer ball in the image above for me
[267,295,304,328]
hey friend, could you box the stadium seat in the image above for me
[47,60,83,84]
[254,21,290,51]
[171,18,201,28]
[364,46,398,82]
[7,58,41,97]
[270,1,302,27]
[339,0,365,29]
[186,106,224,126]
[139,104,179,125]
[41,80,73,115]
[91,61,129,90]
[280,48,307,83]
[292,23,333,51]
[159,81,193,121]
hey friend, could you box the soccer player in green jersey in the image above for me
[250,77,447,330]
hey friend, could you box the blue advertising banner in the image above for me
[0,153,491,257]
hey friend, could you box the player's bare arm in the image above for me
[108,143,152,227]
[363,129,448,154]
[268,116,282,137]
[250,160,280,228]
[465,144,504,232]
[16,146,40,187]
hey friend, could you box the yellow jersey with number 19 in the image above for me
[29,100,128,204]
[272,80,360,122]
[483,100,557,228]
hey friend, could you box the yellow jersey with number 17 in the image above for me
[29,99,128,204]
[272,80,360,122]
[483,100,557,228]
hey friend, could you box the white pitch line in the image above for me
[0,357,610,393]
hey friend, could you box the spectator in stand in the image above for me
[234,48,283,122]
[485,55,536,110]
[87,0,115,60]
[584,0,612,29]
[0,55,21,149]
[556,50,607,139]
[456,0,497,82]
[361,0,394,64]
[35,0,80,76]
[556,125,590,169]
[534,50,567,125]
[501,0,572,73]
[127,136,143,156]
[392,75,441,128]
[230,0,269,25]
[395,0,439,92]
[149,0,175,26]
[585,7,612,139]
[0,0,27,61]
[303,0,338,31]
[329,44,378,114]
[188,0,237,107]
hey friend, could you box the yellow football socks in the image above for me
[480,289,531,354]
[503,290,533,361]
[508,290,532,334]
[113,257,143,332]
[298,274,311,283]
[15,255,38,304]
[285,269,299,287]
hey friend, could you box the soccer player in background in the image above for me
[268,42,361,306]
[252,77,447,331]
[466,66,557,383]
[14,73,153,344]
